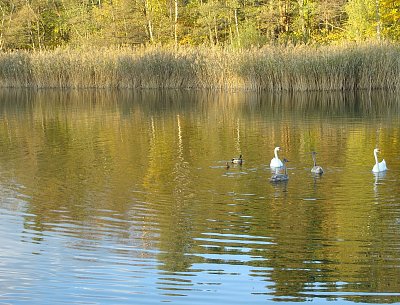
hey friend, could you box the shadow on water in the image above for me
[0,89,400,304]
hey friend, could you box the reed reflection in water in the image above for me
[0,89,400,304]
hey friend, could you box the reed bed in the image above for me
[0,43,399,91]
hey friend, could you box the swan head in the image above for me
[274,147,280,152]
[374,148,380,154]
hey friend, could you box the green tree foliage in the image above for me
[344,0,400,41]
[0,0,398,49]
[380,0,400,40]
[313,0,346,42]
[345,0,379,40]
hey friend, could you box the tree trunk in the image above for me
[148,19,154,43]
[234,8,240,47]
[209,25,213,45]
[214,15,218,44]
[144,0,154,43]
[229,24,233,45]
[37,20,42,50]
[278,0,289,33]
[174,0,178,48]
[0,7,5,50]
[375,0,381,40]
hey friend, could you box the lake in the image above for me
[0,89,399,304]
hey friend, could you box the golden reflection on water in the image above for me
[0,89,400,303]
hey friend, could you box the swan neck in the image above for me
[274,148,279,159]
[312,154,317,166]
[374,150,379,165]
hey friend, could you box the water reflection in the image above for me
[0,89,400,304]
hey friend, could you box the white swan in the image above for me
[270,147,283,168]
[270,158,289,182]
[372,148,387,173]
[311,151,324,174]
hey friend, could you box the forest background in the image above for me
[1,0,399,50]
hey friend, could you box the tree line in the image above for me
[0,0,399,50]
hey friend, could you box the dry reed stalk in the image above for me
[0,42,398,91]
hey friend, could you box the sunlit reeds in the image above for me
[0,42,398,91]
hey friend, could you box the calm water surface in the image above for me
[0,89,400,304]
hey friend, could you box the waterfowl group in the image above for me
[228,147,388,183]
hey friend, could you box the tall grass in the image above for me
[0,43,399,91]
